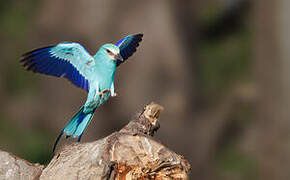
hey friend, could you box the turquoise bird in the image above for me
[20,33,143,151]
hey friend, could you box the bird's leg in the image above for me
[98,89,111,99]
[110,82,117,97]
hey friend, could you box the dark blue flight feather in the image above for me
[115,33,143,66]
[20,43,91,91]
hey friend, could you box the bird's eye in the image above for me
[106,49,114,56]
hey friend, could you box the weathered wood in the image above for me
[1,103,191,180]
[0,150,43,180]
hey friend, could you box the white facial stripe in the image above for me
[106,48,120,60]
[109,48,118,55]
[109,54,115,59]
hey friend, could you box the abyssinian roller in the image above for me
[20,33,143,152]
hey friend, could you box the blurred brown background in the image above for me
[0,0,289,179]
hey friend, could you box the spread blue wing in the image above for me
[20,42,93,91]
[115,33,143,66]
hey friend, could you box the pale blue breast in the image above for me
[92,53,116,90]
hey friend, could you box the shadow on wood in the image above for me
[0,102,191,180]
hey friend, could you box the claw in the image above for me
[98,89,110,99]
[111,92,118,97]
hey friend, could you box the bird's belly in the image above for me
[91,75,112,88]
[99,79,112,90]
[84,83,111,113]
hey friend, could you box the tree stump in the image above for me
[0,102,191,180]
[0,151,43,180]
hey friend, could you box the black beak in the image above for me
[115,53,123,61]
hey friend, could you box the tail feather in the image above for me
[74,113,94,139]
[53,106,95,152]
[53,131,64,153]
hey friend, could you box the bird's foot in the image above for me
[111,92,118,97]
[98,89,110,99]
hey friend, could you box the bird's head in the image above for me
[101,44,123,61]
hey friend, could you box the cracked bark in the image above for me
[0,102,190,180]
[0,151,43,180]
